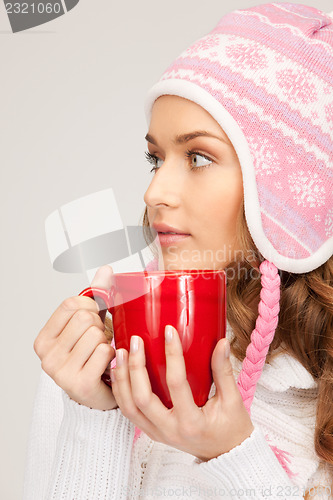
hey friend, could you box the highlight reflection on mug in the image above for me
[4,0,80,33]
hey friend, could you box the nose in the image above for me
[143,159,183,209]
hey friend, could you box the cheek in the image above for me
[197,172,243,228]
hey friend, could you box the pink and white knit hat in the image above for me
[143,3,333,414]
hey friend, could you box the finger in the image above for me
[111,348,163,434]
[67,325,110,371]
[127,336,168,417]
[91,265,114,288]
[58,310,105,352]
[211,338,240,402]
[82,342,115,380]
[164,326,198,416]
[41,314,106,373]
[34,296,100,357]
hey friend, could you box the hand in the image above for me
[34,265,118,411]
[110,325,254,461]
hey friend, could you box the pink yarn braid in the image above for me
[236,260,281,415]
[235,261,296,478]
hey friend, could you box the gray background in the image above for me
[1,0,331,497]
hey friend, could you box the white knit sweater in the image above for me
[23,323,332,499]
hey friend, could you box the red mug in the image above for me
[79,269,226,409]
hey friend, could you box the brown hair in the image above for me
[104,202,333,495]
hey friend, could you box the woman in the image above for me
[24,3,333,499]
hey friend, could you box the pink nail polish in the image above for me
[130,336,139,354]
[165,325,173,343]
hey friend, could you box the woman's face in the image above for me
[144,95,244,271]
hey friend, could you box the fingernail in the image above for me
[130,336,139,354]
[116,349,124,366]
[165,325,173,344]
[224,340,230,359]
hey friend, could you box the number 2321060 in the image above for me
[5,3,62,14]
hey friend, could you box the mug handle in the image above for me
[79,286,115,387]
[78,286,115,314]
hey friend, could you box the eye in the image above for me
[185,150,213,171]
[144,149,213,174]
[145,151,163,173]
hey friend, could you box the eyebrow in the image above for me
[145,130,230,146]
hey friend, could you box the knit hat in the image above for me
[143,3,333,415]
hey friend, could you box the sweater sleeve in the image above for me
[193,425,306,499]
[138,424,325,500]
[23,369,136,500]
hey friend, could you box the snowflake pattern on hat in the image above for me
[247,137,281,177]
[186,34,220,55]
[225,43,269,70]
[276,68,318,104]
[288,171,326,208]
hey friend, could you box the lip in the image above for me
[151,223,191,247]
[157,233,191,247]
[152,223,191,235]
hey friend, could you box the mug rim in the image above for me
[112,269,226,277]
